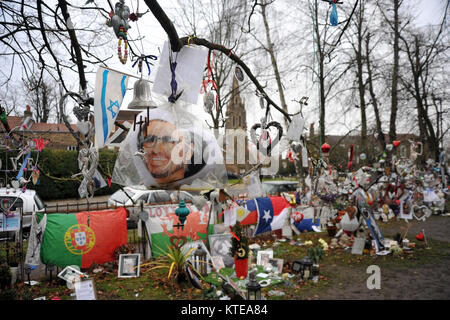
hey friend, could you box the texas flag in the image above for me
[94,66,129,148]
[254,196,291,236]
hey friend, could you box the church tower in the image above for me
[224,77,249,174]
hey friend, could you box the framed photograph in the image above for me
[267,258,284,274]
[118,254,141,278]
[57,266,84,284]
[74,279,97,300]
[211,255,225,271]
[256,250,273,267]
[209,234,232,260]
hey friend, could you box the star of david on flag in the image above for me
[94,66,129,148]
[253,197,291,236]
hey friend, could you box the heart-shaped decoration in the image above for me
[416,232,425,241]
[169,235,187,249]
[250,121,283,155]
[11,180,20,189]
[393,140,401,147]
[411,205,431,221]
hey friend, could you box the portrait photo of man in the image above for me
[112,106,227,189]
[138,119,200,185]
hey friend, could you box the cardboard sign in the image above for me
[351,237,365,255]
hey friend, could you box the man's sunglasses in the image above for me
[142,135,180,145]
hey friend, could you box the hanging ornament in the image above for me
[393,140,401,147]
[203,91,216,113]
[31,169,40,185]
[322,0,342,26]
[259,96,265,110]
[330,1,339,26]
[321,143,331,157]
[360,153,366,161]
[117,29,128,64]
[347,144,354,170]
[109,1,131,64]
[234,66,244,82]
[250,121,283,156]
[287,150,294,162]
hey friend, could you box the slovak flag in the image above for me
[254,196,291,236]
[94,66,129,148]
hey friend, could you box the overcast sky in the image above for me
[2,0,447,136]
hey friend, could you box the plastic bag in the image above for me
[112,100,227,189]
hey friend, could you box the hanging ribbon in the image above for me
[168,61,178,103]
[347,144,354,170]
[132,54,158,76]
[330,1,339,26]
[16,151,31,180]
[201,50,218,93]
[229,226,240,242]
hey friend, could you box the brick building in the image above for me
[0,106,79,150]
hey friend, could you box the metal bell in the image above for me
[128,78,156,109]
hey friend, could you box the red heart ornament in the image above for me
[395,200,400,205]
[393,140,401,147]
[416,232,425,241]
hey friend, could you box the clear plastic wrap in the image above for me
[112,100,227,190]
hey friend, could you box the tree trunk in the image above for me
[355,0,367,160]
[313,0,326,148]
[365,33,386,151]
[412,37,438,161]
[388,0,400,144]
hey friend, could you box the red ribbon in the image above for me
[229,226,240,242]
[347,144,354,170]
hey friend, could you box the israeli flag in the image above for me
[94,66,129,148]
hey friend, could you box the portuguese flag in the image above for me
[38,207,128,269]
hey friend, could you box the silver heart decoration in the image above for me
[411,204,431,221]
[77,120,92,136]
[250,121,283,155]
[11,180,20,189]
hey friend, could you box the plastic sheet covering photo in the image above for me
[112,101,227,189]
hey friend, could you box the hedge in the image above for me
[33,148,122,200]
